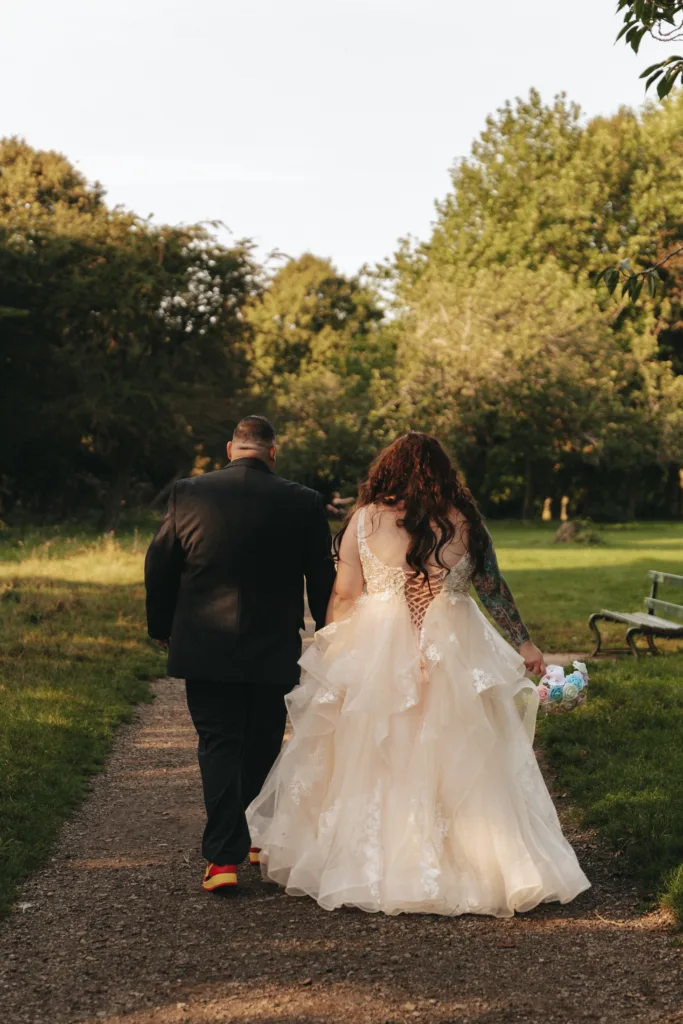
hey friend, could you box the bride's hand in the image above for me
[519,640,546,676]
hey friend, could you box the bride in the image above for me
[247,432,590,917]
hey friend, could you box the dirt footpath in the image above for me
[0,674,681,1024]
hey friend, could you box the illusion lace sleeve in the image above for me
[472,532,530,650]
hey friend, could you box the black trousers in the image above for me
[185,681,290,865]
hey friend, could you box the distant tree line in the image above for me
[1,90,682,527]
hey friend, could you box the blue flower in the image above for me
[565,671,585,690]
[549,684,564,702]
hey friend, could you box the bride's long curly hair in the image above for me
[334,432,489,579]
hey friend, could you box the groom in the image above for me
[145,416,335,892]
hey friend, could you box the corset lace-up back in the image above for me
[357,507,472,642]
[403,569,448,633]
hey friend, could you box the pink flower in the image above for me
[537,685,550,702]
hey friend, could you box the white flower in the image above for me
[543,665,565,684]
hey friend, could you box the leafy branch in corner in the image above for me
[601,5,683,302]
[616,1,683,96]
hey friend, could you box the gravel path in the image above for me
[1,665,681,1024]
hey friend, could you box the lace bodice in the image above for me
[355,507,530,650]
[357,507,472,634]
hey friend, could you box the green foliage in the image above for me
[245,254,392,491]
[396,87,683,307]
[387,91,683,518]
[609,3,683,293]
[662,862,683,922]
[400,90,683,299]
[540,652,683,923]
[598,246,683,302]
[392,261,660,514]
[3,92,683,522]
[616,1,683,96]
[0,138,260,528]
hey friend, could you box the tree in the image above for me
[601,3,683,296]
[390,91,683,361]
[386,91,683,517]
[392,261,672,518]
[0,139,259,527]
[55,221,258,530]
[394,91,683,309]
[245,254,391,492]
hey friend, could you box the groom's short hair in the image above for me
[232,415,277,452]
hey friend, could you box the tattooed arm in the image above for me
[471,531,530,650]
[471,531,546,674]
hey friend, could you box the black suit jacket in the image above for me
[144,458,336,687]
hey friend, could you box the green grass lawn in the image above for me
[0,518,682,921]
[0,525,163,916]
[488,520,683,652]
[540,655,683,924]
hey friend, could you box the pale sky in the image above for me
[1,1,678,274]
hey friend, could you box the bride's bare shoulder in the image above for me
[446,508,471,555]
[363,501,392,535]
[448,506,469,532]
[341,504,379,543]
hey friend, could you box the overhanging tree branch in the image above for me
[616,1,683,96]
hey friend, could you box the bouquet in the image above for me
[536,661,588,715]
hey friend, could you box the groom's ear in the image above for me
[269,445,277,463]
[227,441,233,461]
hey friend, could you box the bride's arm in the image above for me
[471,532,545,673]
[325,511,364,625]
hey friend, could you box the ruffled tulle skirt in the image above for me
[246,593,590,917]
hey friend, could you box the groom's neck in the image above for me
[230,448,275,469]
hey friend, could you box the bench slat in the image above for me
[599,609,683,631]
[644,597,683,622]
[648,571,683,589]
[591,570,683,654]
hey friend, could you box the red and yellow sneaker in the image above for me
[248,847,261,866]
[202,862,238,892]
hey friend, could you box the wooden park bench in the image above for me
[589,571,683,657]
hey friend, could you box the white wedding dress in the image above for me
[247,508,590,917]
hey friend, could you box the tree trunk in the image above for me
[666,463,682,518]
[101,461,132,533]
[522,459,535,521]
[626,489,637,521]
